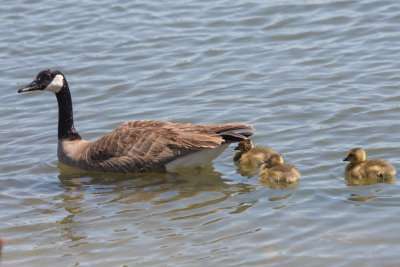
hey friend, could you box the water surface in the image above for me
[1,0,400,266]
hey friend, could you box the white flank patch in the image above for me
[44,74,64,93]
[165,144,230,171]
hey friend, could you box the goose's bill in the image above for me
[18,80,40,93]
[343,157,349,161]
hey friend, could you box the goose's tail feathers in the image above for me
[209,123,254,142]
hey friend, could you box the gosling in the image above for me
[343,148,396,179]
[234,139,278,167]
[258,154,300,183]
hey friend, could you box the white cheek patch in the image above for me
[44,74,64,93]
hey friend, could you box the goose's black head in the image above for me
[18,69,66,94]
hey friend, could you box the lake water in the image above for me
[1,0,400,266]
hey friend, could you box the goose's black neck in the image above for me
[55,81,82,141]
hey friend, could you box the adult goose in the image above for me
[18,69,254,173]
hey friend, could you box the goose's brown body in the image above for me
[58,120,253,173]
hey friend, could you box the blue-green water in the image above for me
[1,0,400,266]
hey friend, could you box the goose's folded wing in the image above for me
[84,120,240,172]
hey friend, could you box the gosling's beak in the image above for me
[343,156,349,162]
[18,80,40,93]
[234,147,239,150]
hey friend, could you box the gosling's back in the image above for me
[234,139,277,166]
[258,164,300,183]
[345,159,396,179]
[239,146,278,165]
[258,154,300,183]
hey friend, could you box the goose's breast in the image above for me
[57,139,90,165]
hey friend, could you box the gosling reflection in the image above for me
[234,139,278,175]
[258,154,300,189]
[343,148,396,185]
[345,175,396,186]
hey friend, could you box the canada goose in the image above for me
[343,148,396,179]
[234,139,277,166]
[258,154,300,183]
[18,69,254,173]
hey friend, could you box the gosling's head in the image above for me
[18,69,66,94]
[264,153,284,168]
[343,148,366,164]
[234,139,254,153]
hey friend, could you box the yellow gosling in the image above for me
[258,154,300,184]
[343,148,396,179]
[234,139,278,167]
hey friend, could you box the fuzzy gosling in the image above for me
[258,154,300,183]
[234,139,277,167]
[343,148,396,179]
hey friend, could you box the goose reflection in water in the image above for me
[53,164,258,247]
[57,163,254,212]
